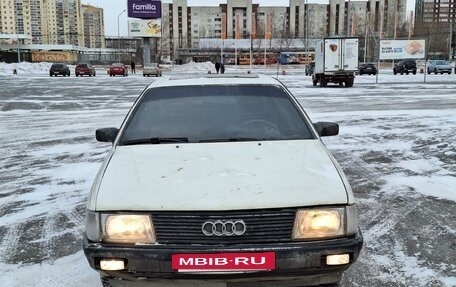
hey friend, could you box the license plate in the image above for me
[172,252,275,272]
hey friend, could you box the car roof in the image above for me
[146,74,282,89]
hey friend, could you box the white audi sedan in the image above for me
[84,74,363,287]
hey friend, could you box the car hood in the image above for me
[94,140,349,211]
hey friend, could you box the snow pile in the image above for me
[0,62,52,75]
[164,61,216,72]
[0,61,219,75]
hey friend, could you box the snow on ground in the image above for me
[0,62,455,287]
[0,62,52,75]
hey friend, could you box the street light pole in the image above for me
[17,36,21,63]
[346,0,351,36]
[117,9,126,62]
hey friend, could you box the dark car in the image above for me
[305,61,315,76]
[75,64,96,77]
[49,63,70,77]
[358,63,377,75]
[393,60,417,75]
[109,63,128,77]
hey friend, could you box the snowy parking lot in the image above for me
[0,63,455,287]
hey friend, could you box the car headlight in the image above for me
[292,206,358,240]
[102,214,156,244]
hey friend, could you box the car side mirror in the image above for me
[96,128,119,143]
[313,122,339,137]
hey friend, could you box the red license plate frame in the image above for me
[172,252,275,272]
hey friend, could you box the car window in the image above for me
[52,64,63,68]
[112,63,123,67]
[77,64,88,68]
[435,60,446,65]
[120,85,315,144]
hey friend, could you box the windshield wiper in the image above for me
[122,137,189,145]
[199,137,261,143]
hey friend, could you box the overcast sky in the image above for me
[81,0,415,37]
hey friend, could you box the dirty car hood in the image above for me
[95,140,349,211]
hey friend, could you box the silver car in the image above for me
[143,63,162,77]
[427,60,452,74]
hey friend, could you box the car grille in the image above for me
[152,208,296,245]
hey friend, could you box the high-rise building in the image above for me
[415,0,456,26]
[159,0,408,60]
[81,4,105,48]
[415,0,455,57]
[0,0,40,43]
[51,0,84,46]
[0,0,92,47]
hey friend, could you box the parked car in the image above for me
[109,63,128,77]
[75,64,96,77]
[142,63,162,77]
[358,62,377,75]
[83,74,363,287]
[49,63,70,77]
[393,59,417,75]
[305,61,315,76]
[426,60,452,74]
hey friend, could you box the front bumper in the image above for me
[436,68,452,73]
[83,230,363,286]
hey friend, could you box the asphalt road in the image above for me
[0,69,455,287]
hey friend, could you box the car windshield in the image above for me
[435,60,447,65]
[112,63,123,67]
[77,64,88,68]
[146,63,158,68]
[120,85,314,144]
[52,64,63,68]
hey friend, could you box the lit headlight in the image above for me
[102,214,156,244]
[292,208,344,240]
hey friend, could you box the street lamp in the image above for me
[117,9,126,62]
[346,0,351,36]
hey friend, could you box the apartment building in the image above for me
[155,0,408,60]
[0,0,88,47]
[415,0,455,57]
[0,0,38,43]
[81,4,105,48]
[160,0,407,48]
[415,0,456,25]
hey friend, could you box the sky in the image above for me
[81,0,416,37]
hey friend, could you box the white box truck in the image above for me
[312,37,359,87]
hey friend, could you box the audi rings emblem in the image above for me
[201,220,247,236]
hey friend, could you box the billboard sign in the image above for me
[379,39,426,60]
[128,0,162,19]
[128,19,162,37]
